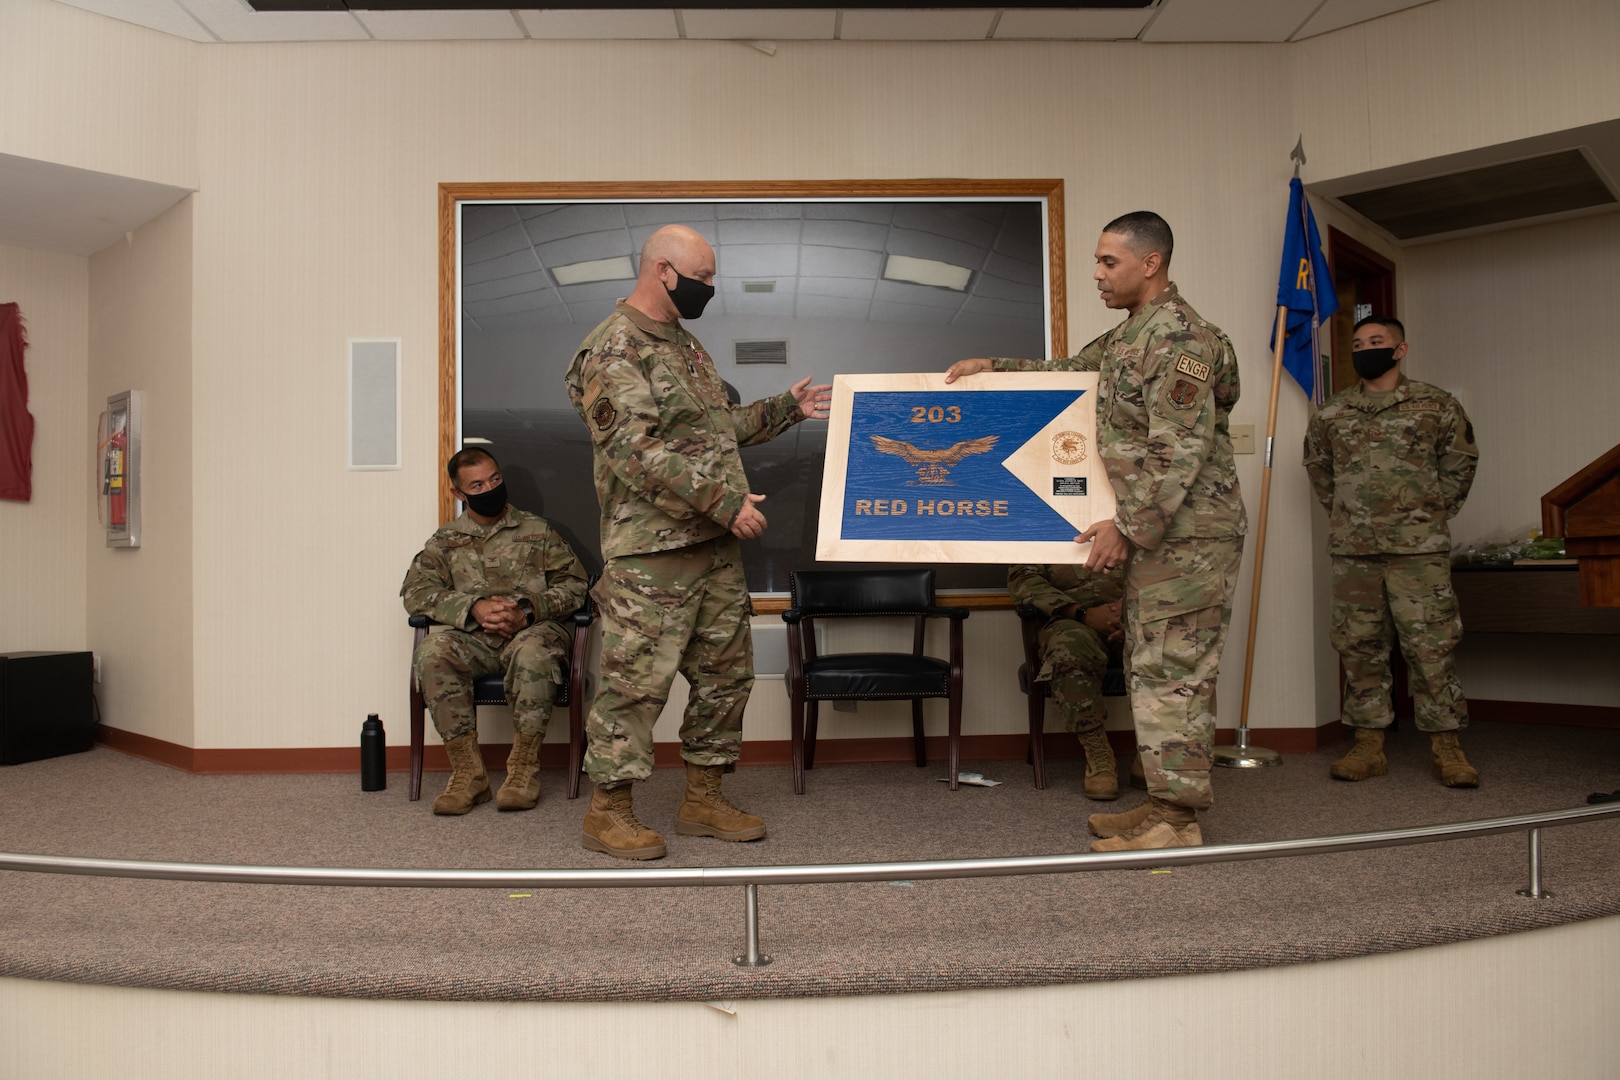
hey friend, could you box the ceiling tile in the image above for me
[1143,0,1320,43]
[798,276,876,299]
[992,8,1153,40]
[840,9,995,41]
[800,245,883,278]
[515,9,680,40]
[796,295,872,319]
[717,219,803,245]
[352,9,523,41]
[681,9,836,41]
[718,243,801,276]
[462,247,543,286]
[183,0,368,42]
[1291,0,1435,40]
[52,0,215,42]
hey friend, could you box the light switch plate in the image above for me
[1231,424,1256,454]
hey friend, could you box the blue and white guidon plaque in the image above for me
[817,372,1115,564]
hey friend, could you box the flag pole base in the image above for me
[1214,740,1282,769]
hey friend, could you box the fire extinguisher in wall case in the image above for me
[103,413,127,528]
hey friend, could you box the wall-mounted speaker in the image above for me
[348,339,400,470]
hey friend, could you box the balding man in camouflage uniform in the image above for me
[402,447,589,814]
[566,224,831,861]
[1009,562,1126,799]
[949,211,1246,851]
[1304,315,1480,787]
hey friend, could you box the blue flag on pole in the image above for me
[1272,176,1338,404]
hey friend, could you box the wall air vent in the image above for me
[1337,149,1617,241]
[735,340,789,365]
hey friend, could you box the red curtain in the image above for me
[0,302,32,502]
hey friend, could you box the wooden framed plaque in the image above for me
[817,372,1114,564]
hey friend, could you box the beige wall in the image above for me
[1402,213,1620,707]
[0,242,88,654]
[184,34,1304,749]
[86,201,196,745]
[1,0,1615,747]
[0,0,195,189]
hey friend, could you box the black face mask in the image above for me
[461,481,508,518]
[1352,347,1400,381]
[665,266,715,320]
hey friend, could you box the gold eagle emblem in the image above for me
[870,434,999,485]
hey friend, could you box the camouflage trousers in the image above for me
[1330,552,1467,733]
[1034,619,1117,735]
[583,535,754,785]
[1123,536,1243,811]
[411,621,568,741]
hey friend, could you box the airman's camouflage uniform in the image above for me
[566,301,806,784]
[1303,375,1478,732]
[401,506,589,741]
[1008,563,1125,735]
[995,284,1247,809]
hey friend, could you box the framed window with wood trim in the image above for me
[438,180,1068,612]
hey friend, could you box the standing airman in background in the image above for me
[949,210,1246,851]
[1008,562,1126,800]
[402,447,589,814]
[1303,315,1480,787]
[566,224,831,861]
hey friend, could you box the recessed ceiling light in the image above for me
[462,437,494,446]
[552,255,635,286]
[883,254,971,291]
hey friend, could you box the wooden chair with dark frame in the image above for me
[781,568,969,794]
[406,581,596,802]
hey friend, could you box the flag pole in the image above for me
[1214,302,1288,769]
[1216,138,1310,771]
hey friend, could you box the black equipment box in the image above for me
[0,651,95,765]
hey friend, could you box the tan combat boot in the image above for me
[1077,728,1119,801]
[1088,799,1153,839]
[432,732,492,815]
[676,763,767,841]
[495,730,543,811]
[582,783,667,860]
[1089,797,1202,852]
[1430,731,1480,788]
[1330,727,1388,781]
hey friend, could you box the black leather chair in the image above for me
[1016,604,1127,789]
[407,585,595,802]
[782,569,969,794]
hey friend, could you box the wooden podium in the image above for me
[1542,442,1620,607]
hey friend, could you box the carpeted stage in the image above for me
[2,722,1618,1003]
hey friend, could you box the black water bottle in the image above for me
[360,714,386,791]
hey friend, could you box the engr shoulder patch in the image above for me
[1174,354,1211,382]
[1169,379,1199,409]
[591,398,617,430]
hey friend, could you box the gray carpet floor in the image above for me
[2,722,1618,1002]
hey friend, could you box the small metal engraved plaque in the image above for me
[1052,477,1088,496]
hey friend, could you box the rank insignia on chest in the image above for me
[591,398,617,430]
[1169,379,1200,409]
[1174,354,1211,382]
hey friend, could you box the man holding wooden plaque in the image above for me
[948,211,1246,852]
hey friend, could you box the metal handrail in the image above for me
[5,802,1617,966]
